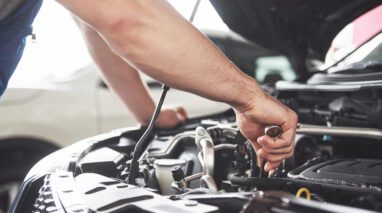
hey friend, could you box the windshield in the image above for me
[325,5,382,68]
[327,33,382,73]
[342,32,382,64]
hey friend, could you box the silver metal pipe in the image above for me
[195,126,218,191]
[200,175,218,192]
[297,124,382,140]
[200,139,215,176]
[148,126,237,158]
[195,127,215,177]
[184,172,203,182]
[222,128,238,137]
[214,144,236,151]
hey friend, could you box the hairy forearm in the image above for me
[58,0,264,110]
[74,18,156,125]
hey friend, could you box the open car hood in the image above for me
[209,0,381,78]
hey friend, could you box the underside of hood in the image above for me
[209,0,381,79]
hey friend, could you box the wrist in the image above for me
[229,78,265,113]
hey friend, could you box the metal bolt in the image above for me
[198,129,205,136]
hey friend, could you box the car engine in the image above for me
[12,76,382,213]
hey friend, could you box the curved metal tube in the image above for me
[214,144,236,151]
[200,139,215,176]
[222,128,238,137]
[200,175,218,192]
[148,126,237,158]
[195,127,215,176]
[184,172,203,182]
[195,126,218,191]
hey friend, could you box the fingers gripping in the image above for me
[257,126,295,172]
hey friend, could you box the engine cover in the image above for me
[290,159,382,188]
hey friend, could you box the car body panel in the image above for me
[0,64,230,148]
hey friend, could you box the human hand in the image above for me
[235,92,297,172]
[155,105,188,129]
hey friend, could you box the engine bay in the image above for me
[13,82,382,213]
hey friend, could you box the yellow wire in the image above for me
[296,188,311,200]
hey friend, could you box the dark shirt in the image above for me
[0,0,28,21]
[0,0,42,97]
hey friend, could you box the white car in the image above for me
[1,65,229,146]
[0,62,229,171]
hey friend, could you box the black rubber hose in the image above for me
[128,85,170,184]
[230,176,286,187]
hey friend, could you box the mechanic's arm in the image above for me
[58,0,297,171]
[73,18,187,129]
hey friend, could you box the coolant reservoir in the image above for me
[154,159,186,195]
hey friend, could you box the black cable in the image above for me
[127,0,200,184]
[230,176,284,187]
[128,85,170,184]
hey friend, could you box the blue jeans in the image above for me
[0,0,43,98]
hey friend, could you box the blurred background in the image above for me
[1,1,381,212]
